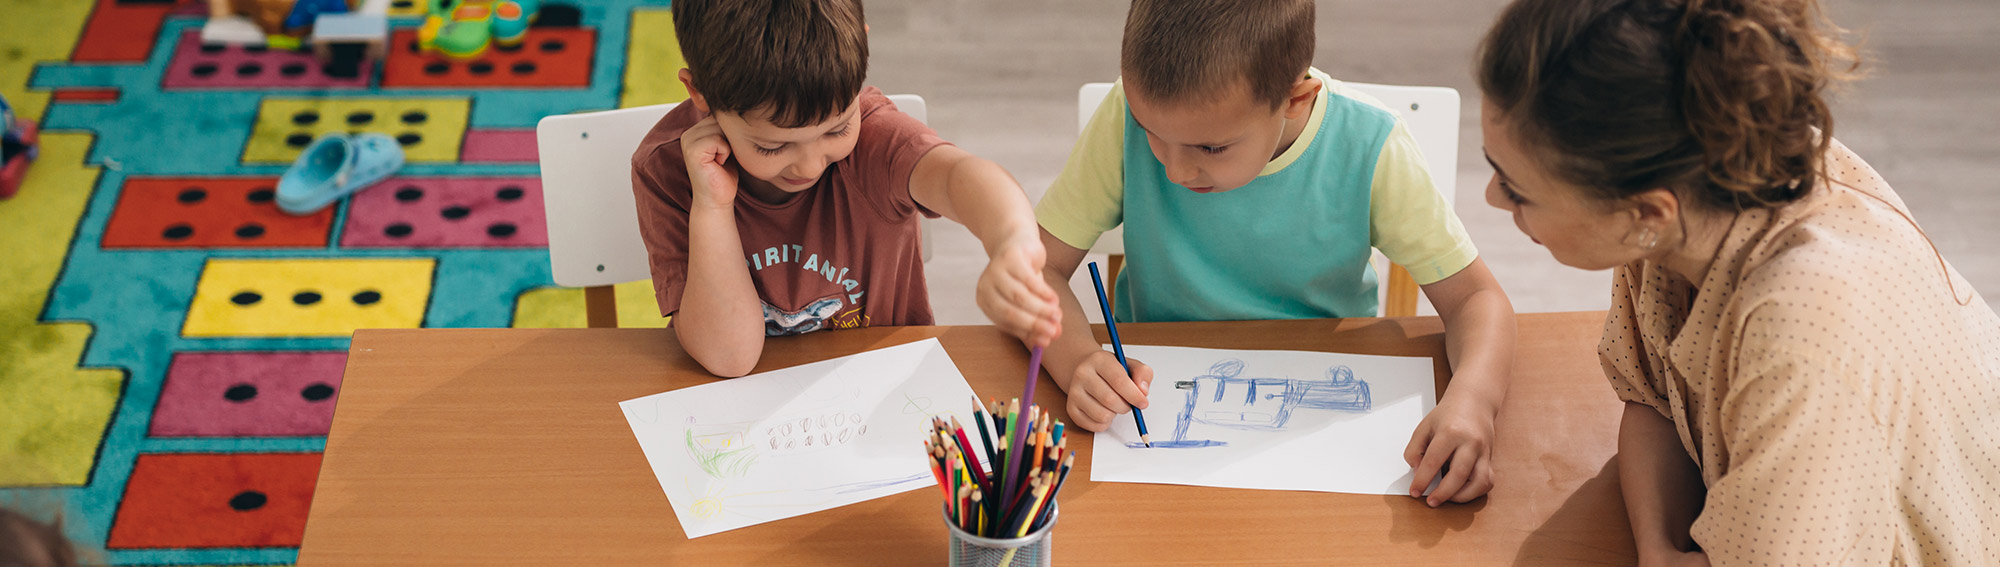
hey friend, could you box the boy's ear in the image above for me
[1281,75,1321,120]
[679,68,710,113]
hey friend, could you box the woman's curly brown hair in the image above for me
[1479,0,1861,210]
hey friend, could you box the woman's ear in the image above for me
[679,68,709,113]
[1624,188,1681,250]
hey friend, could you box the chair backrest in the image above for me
[1073,81,1459,255]
[536,95,928,288]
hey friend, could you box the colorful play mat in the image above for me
[0,0,682,563]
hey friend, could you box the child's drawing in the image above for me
[1132,359,1373,449]
[685,423,758,479]
[1090,345,1436,495]
[682,409,872,480]
[621,338,977,538]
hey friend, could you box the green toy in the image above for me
[417,0,540,59]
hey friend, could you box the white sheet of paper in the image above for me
[1090,345,1437,495]
[620,338,974,538]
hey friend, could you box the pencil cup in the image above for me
[945,504,1057,567]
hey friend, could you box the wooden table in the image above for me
[300,312,1634,565]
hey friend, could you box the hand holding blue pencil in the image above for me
[1087,262,1152,447]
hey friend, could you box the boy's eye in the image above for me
[754,144,785,156]
[824,125,852,138]
[1197,145,1227,155]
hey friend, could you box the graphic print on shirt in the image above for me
[746,243,870,336]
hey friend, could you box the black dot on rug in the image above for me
[230,291,262,305]
[235,223,265,239]
[162,224,194,240]
[441,206,469,220]
[177,188,206,203]
[352,290,382,305]
[487,223,517,238]
[395,186,423,201]
[247,188,275,203]
[293,291,322,305]
[224,384,258,402]
[229,490,267,511]
[302,383,335,401]
[384,223,414,238]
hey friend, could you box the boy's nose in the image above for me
[1165,158,1200,187]
[791,155,829,180]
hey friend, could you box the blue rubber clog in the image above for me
[277,132,404,215]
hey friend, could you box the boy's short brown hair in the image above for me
[671,0,868,128]
[1122,0,1315,109]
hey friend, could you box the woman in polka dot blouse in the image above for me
[1474,0,2000,565]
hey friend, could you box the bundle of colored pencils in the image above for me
[924,395,1073,539]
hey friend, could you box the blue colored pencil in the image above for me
[1087,262,1152,447]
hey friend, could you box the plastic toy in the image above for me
[283,0,351,31]
[418,0,540,59]
[208,0,351,42]
[1,93,37,200]
[277,132,406,215]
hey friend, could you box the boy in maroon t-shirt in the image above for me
[631,0,1060,376]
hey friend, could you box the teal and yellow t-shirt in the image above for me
[1037,68,1477,322]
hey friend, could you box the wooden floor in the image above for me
[859,0,2000,322]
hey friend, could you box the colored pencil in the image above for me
[1087,262,1152,447]
[971,396,999,468]
[950,416,988,486]
[928,396,1074,539]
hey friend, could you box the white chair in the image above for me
[536,95,930,327]
[1074,81,1459,317]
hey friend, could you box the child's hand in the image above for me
[1403,389,1499,506]
[977,236,1061,347]
[1065,351,1154,431]
[681,116,739,210]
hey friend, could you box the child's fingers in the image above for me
[1083,370,1134,416]
[1426,445,1478,507]
[1448,459,1495,503]
[1403,421,1433,470]
[1127,359,1155,396]
[1101,361,1149,410]
[1068,394,1112,430]
[1408,429,1447,498]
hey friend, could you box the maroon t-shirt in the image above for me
[630,88,948,335]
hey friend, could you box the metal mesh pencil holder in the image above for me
[945,503,1057,567]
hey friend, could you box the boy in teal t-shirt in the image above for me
[1033,0,1519,508]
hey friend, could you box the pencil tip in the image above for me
[1141,434,1153,448]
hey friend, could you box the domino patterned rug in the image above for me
[0,0,681,563]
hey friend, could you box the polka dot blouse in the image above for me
[1598,139,2000,565]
